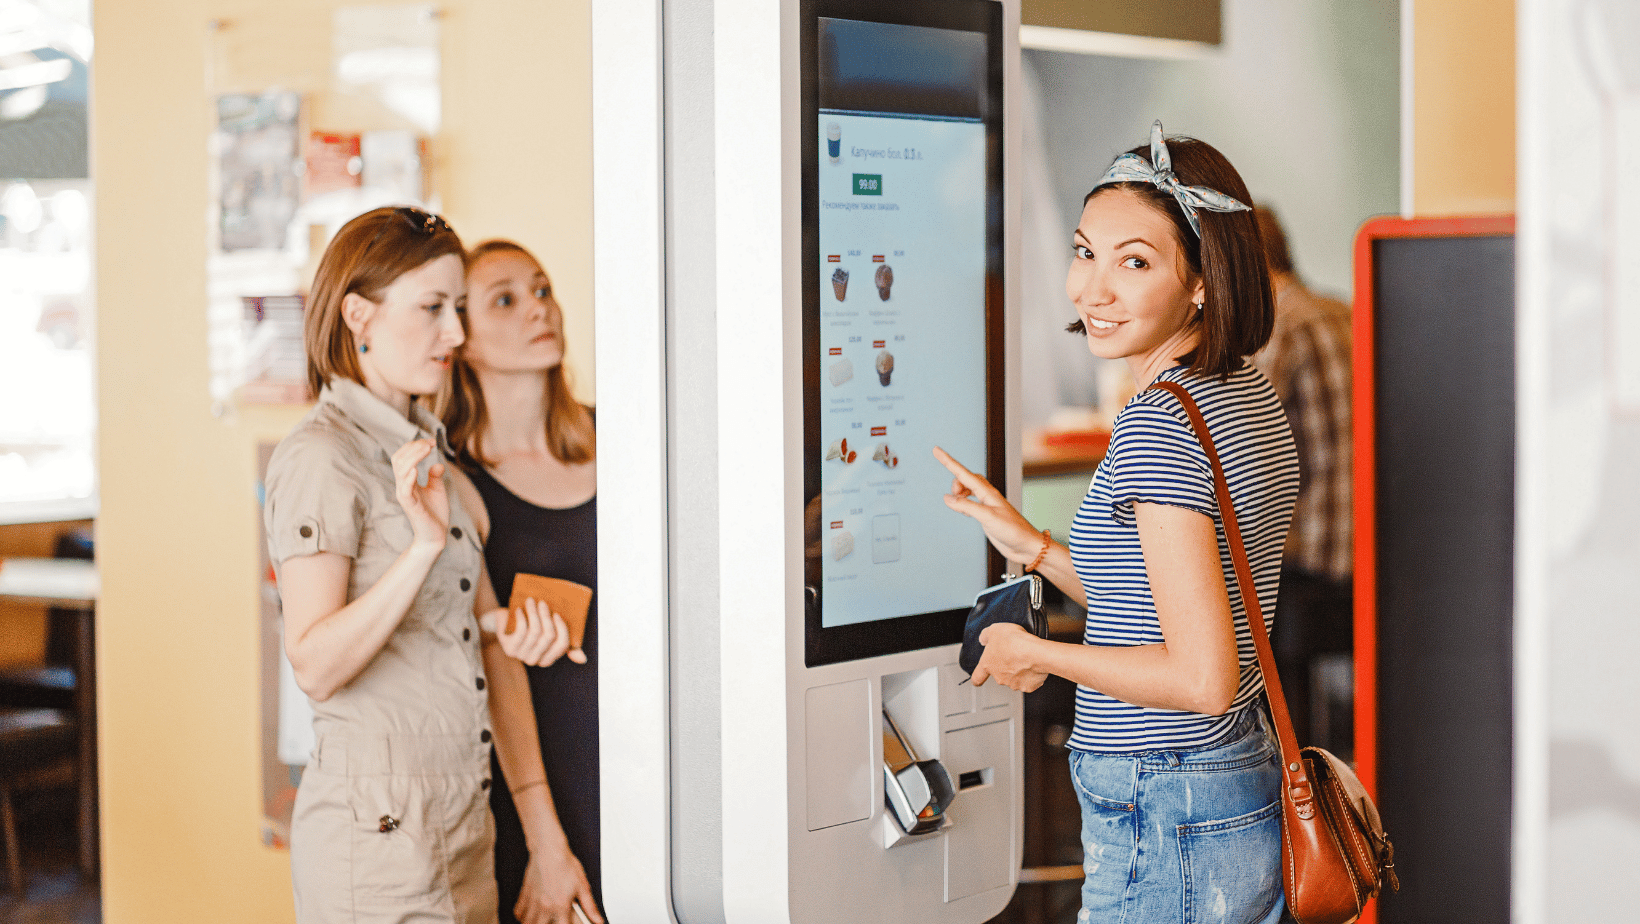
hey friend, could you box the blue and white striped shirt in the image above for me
[1067,362,1299,753]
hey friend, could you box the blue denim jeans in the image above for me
[1068,707,1286,924]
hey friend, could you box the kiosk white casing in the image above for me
[594,2,1024,921]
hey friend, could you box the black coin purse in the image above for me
[959,572,1047,675]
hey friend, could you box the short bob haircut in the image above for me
[441,240,596,467]
[303,206,466,397]
[1079,133,1274,378]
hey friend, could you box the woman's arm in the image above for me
[973,501,1241,716]
[281,439,448,701]
[478,561,602,924]
[932,447,1088,607]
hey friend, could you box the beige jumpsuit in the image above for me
[265,378,498,924]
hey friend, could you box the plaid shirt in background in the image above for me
[1252,279,1354,581]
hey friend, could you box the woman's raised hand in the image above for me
[933,446,1045,568]
[392,439,451,549]
[481,597,583,667]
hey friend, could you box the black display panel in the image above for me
[801,0,1005,667]
[1369,233,1513,924]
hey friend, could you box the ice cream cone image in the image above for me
[826,438,849,461]
[874,264,893,301]
[875,350,894,386]
[872,442,890,462]
[831,267,849,301]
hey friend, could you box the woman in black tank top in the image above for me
[443,240,603,924]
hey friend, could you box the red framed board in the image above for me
[1352,215,1515,924]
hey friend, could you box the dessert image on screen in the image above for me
[832,529,854,561]
[831,267,849,301]
[825,438,858,464]
[829,356,853,386]
[871,442,899,469]
[875,350,894,386]
[874,263,893,301]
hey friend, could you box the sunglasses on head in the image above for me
[393,206,452,235]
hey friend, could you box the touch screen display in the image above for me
[803,4,1002,663]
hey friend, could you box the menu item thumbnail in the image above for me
[831,267,849,301]
[827,122,842,164]
[875,350,894,386]
[871,514,902,564]
[825,438,857,464]
[871,442,899,469]
[875,263,893,301]
[829,356,853,386]
[833,529,854,560]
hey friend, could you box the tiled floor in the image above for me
[0,789,99,924]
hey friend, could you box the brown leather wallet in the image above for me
[506,574,592,649]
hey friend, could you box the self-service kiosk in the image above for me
[593,2,1022,921]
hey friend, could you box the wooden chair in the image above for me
[0,528,97,880]
[0,706,77,893]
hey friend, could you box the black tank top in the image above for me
[464,458,601,918]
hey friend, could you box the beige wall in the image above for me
[1412,0,1516,214]
[91,0,591,920]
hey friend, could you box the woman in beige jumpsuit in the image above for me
[264,207,593,923]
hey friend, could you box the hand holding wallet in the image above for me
[506,573,593,651]
[958,572,1047,675]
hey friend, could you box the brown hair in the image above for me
[442,240,596,467]
[304,206,466,396]
[1253,206,1294,275]
[1078,133,1274,377]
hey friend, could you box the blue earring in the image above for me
[359,342,369,354]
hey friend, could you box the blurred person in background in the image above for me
[1251,206,1354,754]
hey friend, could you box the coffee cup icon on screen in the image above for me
[827,122,841,164]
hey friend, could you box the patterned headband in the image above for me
[1092,121,1250,238]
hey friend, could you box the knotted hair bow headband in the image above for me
[1093,121,1250,238]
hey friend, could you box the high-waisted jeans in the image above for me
[1068,706,1286,924]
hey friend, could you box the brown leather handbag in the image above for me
[1149,381,1399,924]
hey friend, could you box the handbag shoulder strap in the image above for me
[1144,380,1311,788]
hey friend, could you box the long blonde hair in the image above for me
[442,240,596,466]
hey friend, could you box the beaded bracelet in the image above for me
[1023,529,1052,573]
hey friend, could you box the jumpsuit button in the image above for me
[451,526,463,539]
[460,577,471,592]
[379,815,400,833]
[298,525,313,538]
[481,729,492,743]
[476,677,486,691]
[462,628,471,641]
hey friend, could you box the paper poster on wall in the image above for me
[216,91,302,253]
[205,4,442,417]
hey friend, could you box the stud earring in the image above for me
[359,342,369,354]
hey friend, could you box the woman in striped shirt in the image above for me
[936,124,1299,924]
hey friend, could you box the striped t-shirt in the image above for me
[1067,362,1299,753]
